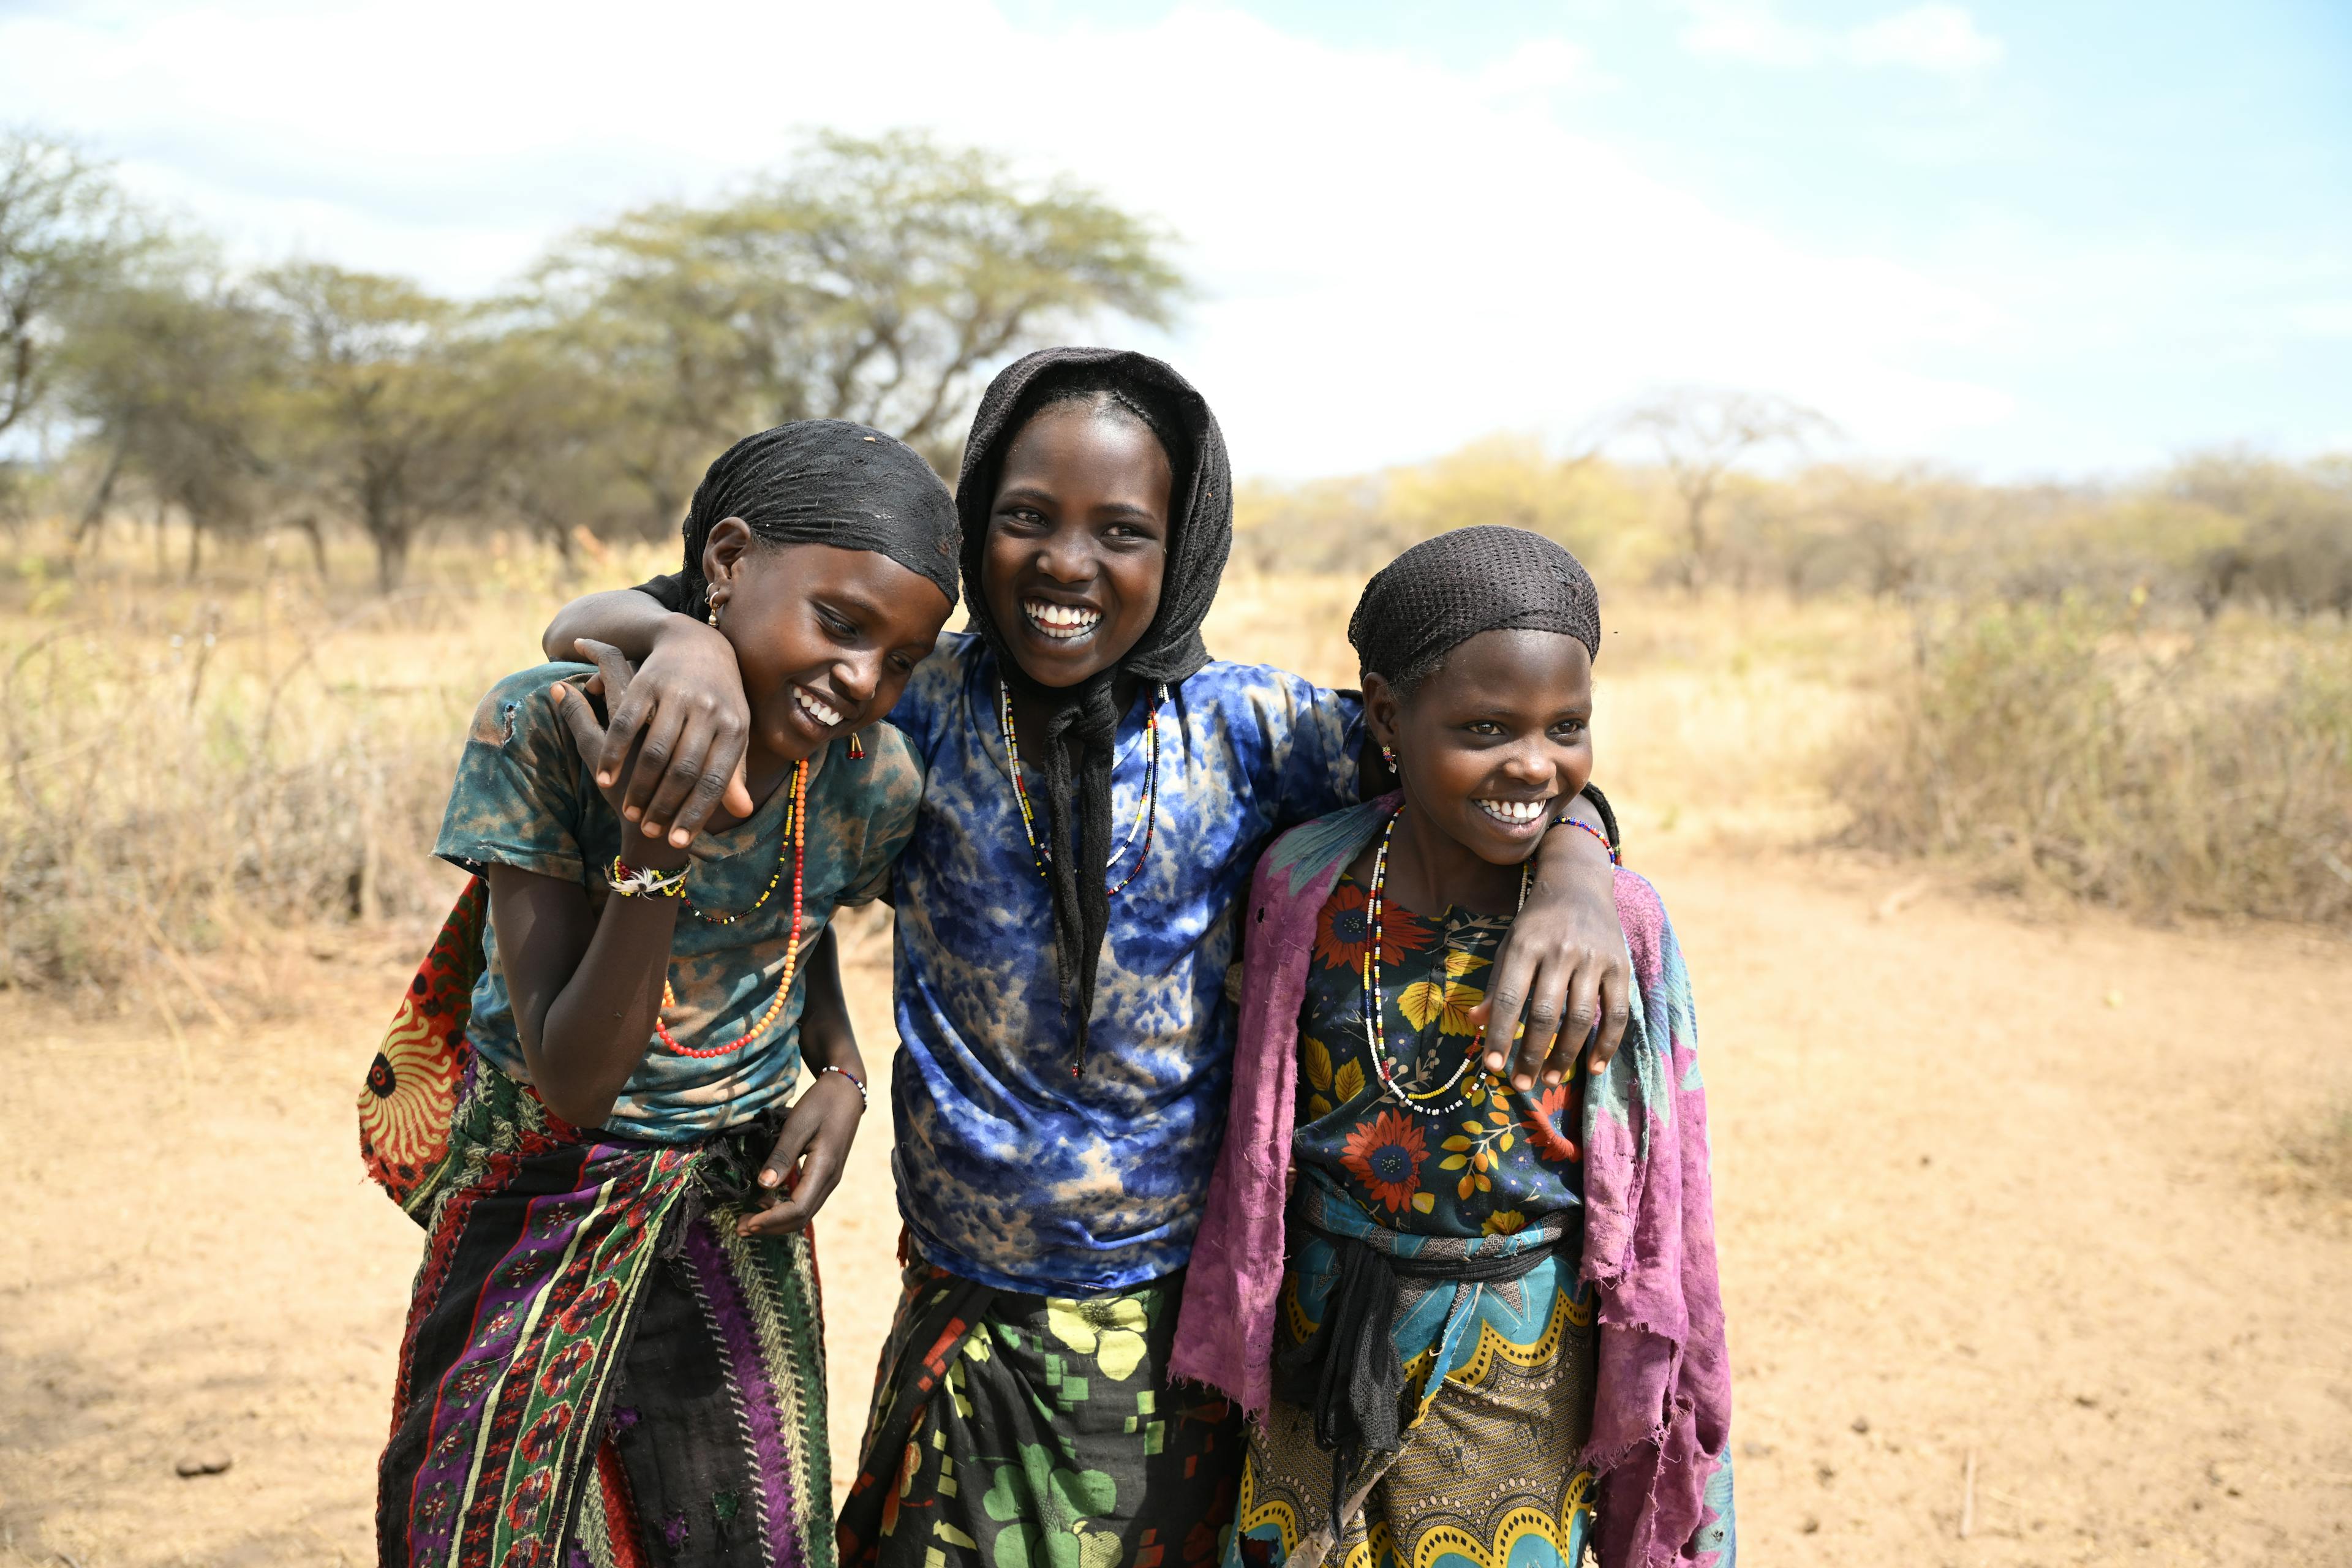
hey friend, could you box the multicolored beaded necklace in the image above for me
[998,679,1168,895]
[657,758,807,1058]
[1362,809,1531,1117]
[683,766,802,926]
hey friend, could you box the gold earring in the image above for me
[707,595,722,628]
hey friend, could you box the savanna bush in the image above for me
[1834,594,2352,927]
[1,617,460,992]
[0,526,618,996]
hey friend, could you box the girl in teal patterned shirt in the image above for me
[368,421,962,1568]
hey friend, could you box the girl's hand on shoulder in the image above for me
[738,1069,867,1237]
[569,619,755,851]
[1469,834,1632,1093]
[551,641,691,870]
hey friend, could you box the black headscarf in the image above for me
[1348,524,1600,685]
[957,348,1233,1069]
[677,419,960,616]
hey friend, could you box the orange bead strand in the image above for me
[656,759,807,1058]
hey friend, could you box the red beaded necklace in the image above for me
[657,758,807,1058]
[685,775,798,926]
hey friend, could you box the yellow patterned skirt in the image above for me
[1224,1250,1597,1568]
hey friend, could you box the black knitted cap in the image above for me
[1349,525,1600,685]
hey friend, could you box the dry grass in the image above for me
[1207,571,1891,848]
[8,526,2345,1009]
[0,520,676,1002]
[1833,594,2352,927]
[2260,1098,2352,1218]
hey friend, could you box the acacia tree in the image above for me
[527,129,1185,514]
[1619,388,1836,593]
[478,319,660,565]
[61,254,285,570]
[260,262,510,590]
[0,131,145,438]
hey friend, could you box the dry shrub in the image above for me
[1210,573,1887,846]
[1231,439,1655,582]
[1,521,669,998]
[1834,594,2352,925]
[4,622,444,991]
[2282,1104,2352,1196]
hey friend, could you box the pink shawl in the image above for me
[1169,796,1736,1566]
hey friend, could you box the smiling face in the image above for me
[703,525,954,769]
[980,399,1173,689]
[1366,628,1596,871]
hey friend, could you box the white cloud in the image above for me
[0,0,2013,474]
[1847,6,2005,72]
[1681,1,2002,77]
[1479,36,1605,97]
[1678,2,1827,66]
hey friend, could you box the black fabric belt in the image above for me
[1272,1205,1572,1517]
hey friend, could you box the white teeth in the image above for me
[1476,799,1551,826]
[1023,600,1102,640]
[794,687,843,727]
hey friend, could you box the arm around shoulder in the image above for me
[539,588,755,846]
[543,586,684,664]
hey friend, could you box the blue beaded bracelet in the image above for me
[813,1063,868,1109]
[1551,815,1621,866]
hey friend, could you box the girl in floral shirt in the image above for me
[1174,527,1736,1568]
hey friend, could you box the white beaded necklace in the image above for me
[1361,810,1530,1117]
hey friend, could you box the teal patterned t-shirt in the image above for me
[435,662,923,1142]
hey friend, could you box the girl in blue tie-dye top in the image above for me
[541,350,1634,1568]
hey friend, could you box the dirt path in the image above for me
[2,848,2346,1566]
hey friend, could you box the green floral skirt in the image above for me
[840,1261,1243,1568]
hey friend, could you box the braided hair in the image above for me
[1008,374,1195,500]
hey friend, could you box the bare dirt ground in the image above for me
[3,843,2348,1567]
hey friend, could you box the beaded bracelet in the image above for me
[607,856,690,898]
[1550,815,1622,866]
[814,1063,868,1109]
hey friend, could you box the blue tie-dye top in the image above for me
[884,632,1363,1293]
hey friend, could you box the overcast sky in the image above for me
[4,0,2347,480]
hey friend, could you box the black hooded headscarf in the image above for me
[675,419,960,617]
[956,348,1234,1069]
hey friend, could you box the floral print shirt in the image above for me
[883,633,1362,1294]
[435,662,922,1142]
[1293,872,1586,1235]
